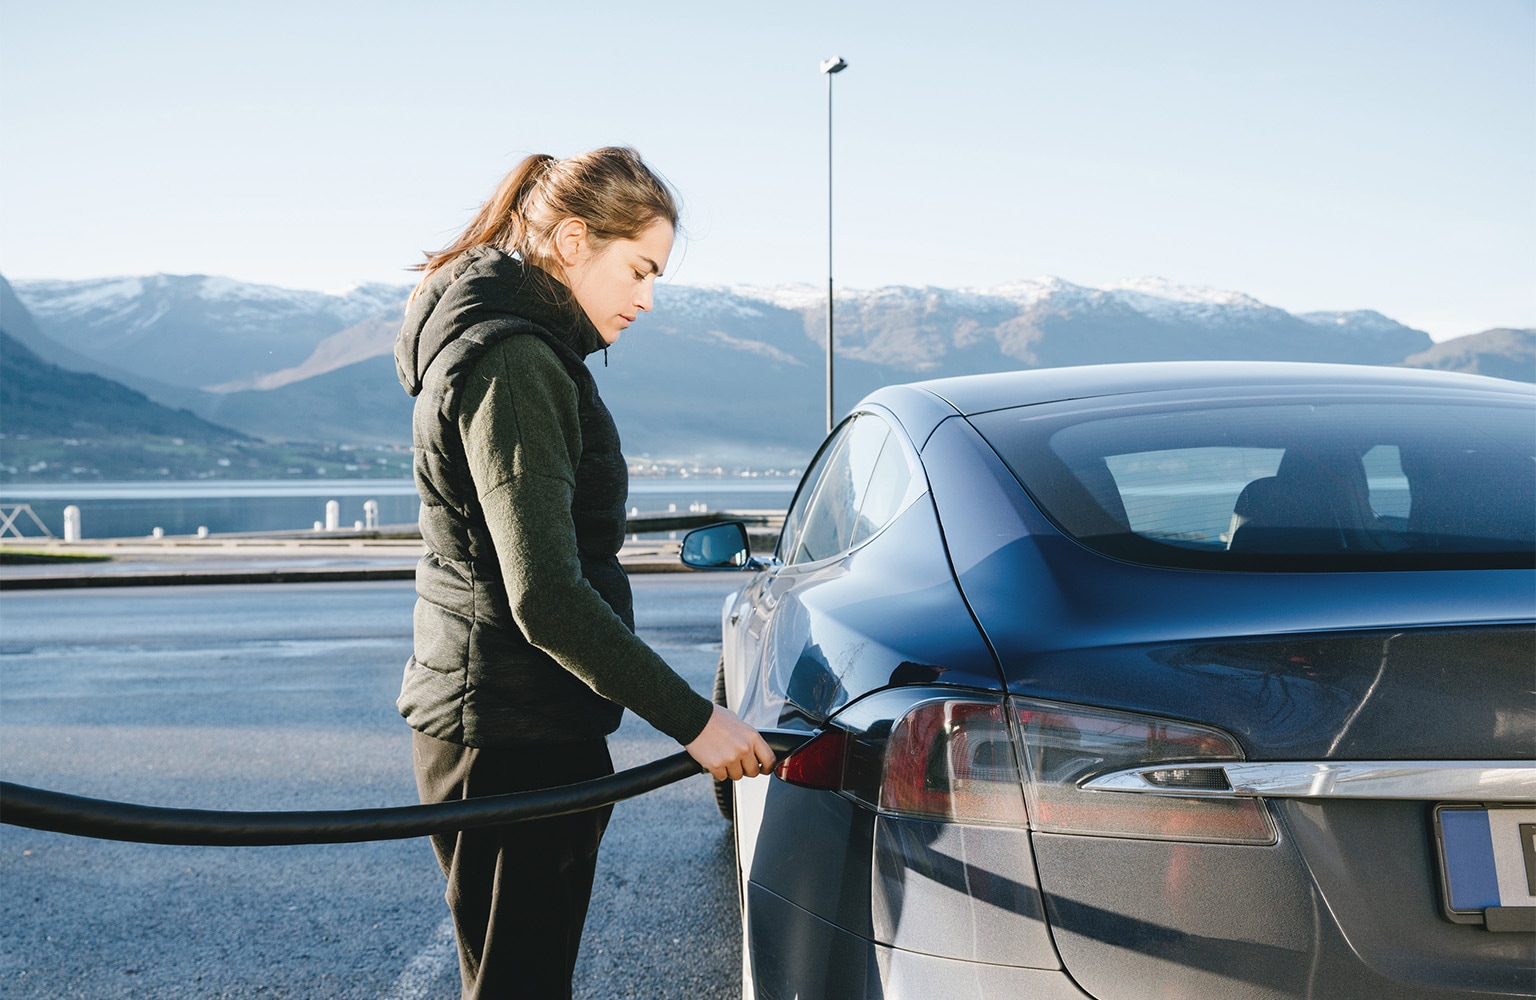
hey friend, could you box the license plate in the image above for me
[1434,805,1536,930]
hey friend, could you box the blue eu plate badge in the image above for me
[1434,805,1536,931]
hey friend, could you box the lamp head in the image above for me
[820,57,848,74]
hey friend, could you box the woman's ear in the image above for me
[553,217,590,269]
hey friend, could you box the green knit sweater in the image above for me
[395,248,714,747]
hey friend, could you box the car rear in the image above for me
[768,366,1534,999]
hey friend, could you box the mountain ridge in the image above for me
[14,270,1439,386]
[1400,328,1536,383]
[12,274,415,390]
[0,328,243,442]
[7,270,1529,465]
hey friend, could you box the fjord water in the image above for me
[0,477,798,539]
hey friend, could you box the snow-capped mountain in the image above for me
[596,276,1440,458]
[11,274,414,390]
[665,275,1431,376]
[16,274,408,329]
[6,270,1450,459]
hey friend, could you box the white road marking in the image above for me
[381,916,456,1000]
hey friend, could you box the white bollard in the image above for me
[151,527,164,539]
[668,503,677,513]
[354,520,364,531]
[363,499,379,531]
[196,526,209,538]
[313,521,323,532]
[325,499,340,532]
[62,505,81,542]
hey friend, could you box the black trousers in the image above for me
[413,730,615,1000]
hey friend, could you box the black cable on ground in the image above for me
[0,732,809,848]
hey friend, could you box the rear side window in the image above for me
[779,413,917,565]
[851,432,914,546]
[970,392,1536,571]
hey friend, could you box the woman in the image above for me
[395,147,774,999]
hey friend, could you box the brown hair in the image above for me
[414,146,679,280]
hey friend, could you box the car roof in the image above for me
[858,361,1534,446]
[891,361,1534,418]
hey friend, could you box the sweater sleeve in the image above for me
[458,335,715,745]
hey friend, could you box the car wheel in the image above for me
[712,656,733,821]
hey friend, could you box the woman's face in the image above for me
[561,217,675,345]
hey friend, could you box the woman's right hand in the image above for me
[685,704,777,782]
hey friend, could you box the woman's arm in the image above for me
[460,336,772,776]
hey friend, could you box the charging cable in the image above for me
[0,731,808,847]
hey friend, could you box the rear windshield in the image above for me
[969,391,1536,571]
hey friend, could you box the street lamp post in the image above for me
[820,56,847,435]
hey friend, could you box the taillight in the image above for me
[774,728,851,789]
[775,697,1029,827]
[880,700,1028,825]
[1011,698,1275,845]
[774,690,1272,844]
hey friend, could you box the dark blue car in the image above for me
[682,361,1535,1000]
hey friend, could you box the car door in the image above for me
[730,411,911,876]
[722,416,847,728]
[735,411,900,725]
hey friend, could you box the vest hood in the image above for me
[395,247,607,397]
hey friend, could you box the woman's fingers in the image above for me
[686,705,778,782]
[752,732,777,775]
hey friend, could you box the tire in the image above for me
[712,657,734,821]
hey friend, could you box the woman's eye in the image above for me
[632,270,646,281]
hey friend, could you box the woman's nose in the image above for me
[635,279,654,313]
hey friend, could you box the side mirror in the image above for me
[680,521,756,570]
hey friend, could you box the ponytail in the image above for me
[413,154,555,277]
[412,147,678,284]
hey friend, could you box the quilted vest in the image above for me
[395,249,629,747]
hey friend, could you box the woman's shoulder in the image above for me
[466,334,582,413]
[459,333,581,440]
[475,329,566,375]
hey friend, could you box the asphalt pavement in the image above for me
[0,575,746,999]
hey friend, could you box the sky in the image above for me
[1,0,1531,341]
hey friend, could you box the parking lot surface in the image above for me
[0,576,742,999]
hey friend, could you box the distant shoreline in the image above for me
[0,474,802,502]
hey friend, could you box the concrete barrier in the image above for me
[0,509,785,589]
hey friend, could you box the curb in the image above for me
[0,560,698,590]
[0,566,419,590]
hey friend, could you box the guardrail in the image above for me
[0,510,786,545]
[0,504,53,539]
[0,510,785,588]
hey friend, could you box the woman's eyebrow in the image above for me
[637,256,663,276]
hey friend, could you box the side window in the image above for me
[850,432,915,546]
[777,424,851,564]
[784,414,912,565]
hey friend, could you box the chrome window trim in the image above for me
[1082,761,1536,802]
